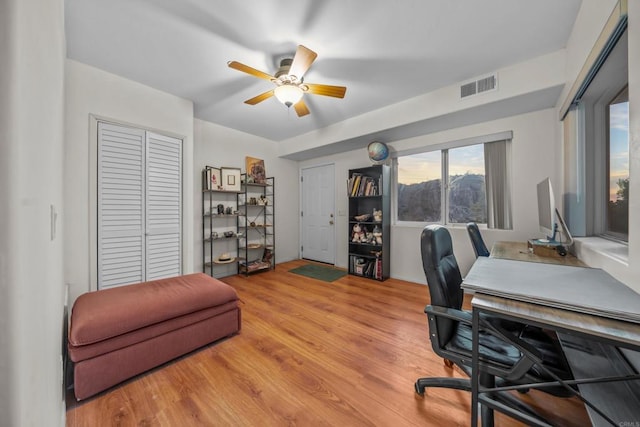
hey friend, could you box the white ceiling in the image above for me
[65,0,582,142]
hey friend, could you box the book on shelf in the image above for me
[349,254,382,279]
[348,174,380,197]
[350,174,362,197]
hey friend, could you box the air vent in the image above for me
[477,75,496,93]
[460,82,477,98]
[460,73,498,98]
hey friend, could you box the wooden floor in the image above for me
[66,260,589,426]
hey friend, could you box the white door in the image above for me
[97,122,182,289]
[145,132,182,280]
[98,123,146,288]
[301,164,335,264]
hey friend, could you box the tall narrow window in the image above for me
[606,86,629,240]
[448,144,486,224]
[561,23,628,243]
[397,150,442,222]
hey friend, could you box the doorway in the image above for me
[300,164,335,264]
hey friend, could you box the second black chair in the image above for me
[415,225,574,426]
[466,221,490,257]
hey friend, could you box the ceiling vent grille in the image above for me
[460,82,476,98]
[460,74,497,98]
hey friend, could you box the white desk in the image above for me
[463,257,640,426]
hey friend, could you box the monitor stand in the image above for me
[531,209,573,257]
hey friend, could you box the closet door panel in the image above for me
[145,132,182,280]
[97,122,145,289]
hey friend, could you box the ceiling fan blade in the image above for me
[288,45,317,79]
[244,90,274,105]
[305,83,347,98]
[228,61,274,81]
[293,99,310,117]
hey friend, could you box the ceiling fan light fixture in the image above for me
[274,84,303,107]
[228,45,345,117]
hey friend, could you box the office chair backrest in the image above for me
[466,222,490,258]
[421,225,464,345]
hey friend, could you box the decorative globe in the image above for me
[367,141,389,164]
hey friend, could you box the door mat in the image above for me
[289,264,347,282]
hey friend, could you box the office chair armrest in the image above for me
[425,305,472,324]
[426,305,546,363]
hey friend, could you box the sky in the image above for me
[609,101,629,201]
[397,144,485,185]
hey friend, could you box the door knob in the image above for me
[329,220,334,225]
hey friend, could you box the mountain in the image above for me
[397,173,486,223]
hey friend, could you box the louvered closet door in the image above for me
[98,123,183,289]
[145,132,182,280]
[98,123,146,288]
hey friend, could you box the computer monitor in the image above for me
[536,178,556,241]
[536,177,573,247]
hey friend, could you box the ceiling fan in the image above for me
[227,45,346,117]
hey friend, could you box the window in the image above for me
[396,138,510,228]
[397,150,442,222]
[606,86,629,239]
[563,27,628,242]
[448,145,487,224]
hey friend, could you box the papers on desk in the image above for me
[463,257,640,324]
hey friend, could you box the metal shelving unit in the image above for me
[238,175,275,275]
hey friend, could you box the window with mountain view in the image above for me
[448,145,487,223]
[397,150,442,222]
[397,144,487,224]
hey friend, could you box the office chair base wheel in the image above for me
[414,377,472,396]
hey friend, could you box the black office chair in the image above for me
[415,225,574,426]
[466,222,490,257]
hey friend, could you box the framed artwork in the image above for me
[208,166,221,190]
[221,167,241,192]
[245,156,266,184]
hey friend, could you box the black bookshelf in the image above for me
[347,165,390,281]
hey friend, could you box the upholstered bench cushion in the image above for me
[69,273,238,348]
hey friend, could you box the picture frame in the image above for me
[221,167,241,192]
[245,156,266,184]
[207,166,222,191]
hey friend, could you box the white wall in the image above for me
[0,0,66,425]
[558,0,640,291]
[280,49,566,158]
[391,108,560,283]
[64,60,195,305]
[560,0,619,106]
[300,108,559,284]
[194,119,300,273]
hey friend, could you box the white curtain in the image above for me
[484,140,512,229]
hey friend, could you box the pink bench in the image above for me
[68,273,241,400]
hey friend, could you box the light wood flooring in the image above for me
[66,260,589,426]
